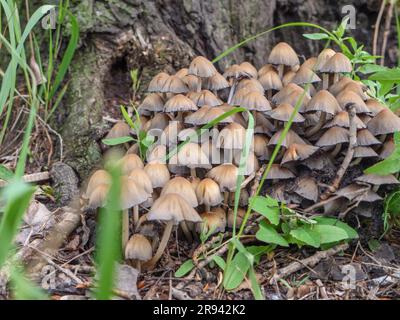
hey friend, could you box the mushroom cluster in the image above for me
[86,42,400,269]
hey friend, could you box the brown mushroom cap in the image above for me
[367,109,400,135]
[188,56,217,78]
[223,64,252,79]
[125,234,152,262]
[143,113,169,132]
[169,142,211,170]
[281,143,319,164]
[182,74,202,92]
[197,210,226,235]
[294,177,319,202]
[343,82,368,101]
[120,176,151,210]
[105,121,131,141]
[258,64,275,77]
[138,93,164,114]
[207,164,239,192]
[196,107,234,125]
[251,134,269,158]
[203,72,230,91]
[184,105,211,125]
[354,189,382,202]
[175,68,189,79]
[278,90,311,112]
[302,57,318,70]
[323,111,366,129]
[356,129,381,146]
[239,62,258,78]
[161,177,198,207]
[119,154,144,175]
[355,174,399,185]
[315,48,336,71]
[292,66,321,85]
[240,91,272,112]
[147,193,201,224]
[271,83,305,105]
[365,99,385,116]
[164,94,198,113]
[195,178,223,207]
[88,184,109,209]
[233,151,260,175]
[380,137,395,159]
[187,90,223,107]
[304,90,341,115]
[336,184,369,200]
[319,52,352,74]
[259,70,283,91]
[128,168,153,194]
[161,121,184,146]
[216,123,247,150]
[268,103,305,123]
[269,129,306,148]
[266,164,295,180]
[353,146,379,158]
[268,42,300,67]
[227,208,246,229]
[282,70,297,86]
[236,78,264,94]
[146,144,167,164]
[336,90,370,114]
[254,111,275,135]
[86,170,111,198]
[316,126,349,147]
[160,75,189,93]
[148,72,170,92]
[144,163,170,188]
[328,77,361,96]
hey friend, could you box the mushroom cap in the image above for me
[281,143,319,164]
[86,169,111,198]
[323,111,366,129]
[343,82,368,101]
[147,144,167,164]
[259,70,283,91]
[164,94,197,113]
[105,121,130,140]
[227,208,246,229]
[272,83,305,105]
[302,57,318,70]
[201,139,223,164]
[320,52,352,74]
[365,99,385,116]
[336,184,369,200]
[266,164,295,180]
[188,56,217,78]
[268,129,306,148]
[148,72,170,92]
[203,72,230,91]
[120,176,151,210]
[147,193,201,224]
[169,142,211,169]
[182,74,202,92]
[175,68,189,79]
[236,78,264,94]
[233,151,260,175]
[216,123,246,149]
[251,134,269,158]
[161,177,198,207]
[294,177,319,202]
[355,174,399,185]
[353,146,379,158]
[88,184,109,209]
[328,77,357,96]
[278,90,311,112]
[184,105,211,125]
[195,178,223,207]
[268,103,305,123]
[196,210,226,235]
[258,64,275,77]
[161,75,189,93]
[231,87,252,106]
[143,113,169,132]
[254,112,275,135]
[125,234,152,261]
[268,42,300,67]
[239,61,258,78]
[315,48,336,71]
[354,189,382,202]
[128,168,153,194]
[356,129,381,146]
[138,93,164,114]
[223,64,252,79]
[282,70,297,86]
[316,126,349,147]
[119,154,144,175]
[207,164,239,192]
[161,121,184,146]
[144,162,170,188]
[292,66,321,85]
[240,91,272,112]
[178,128,206,143]
[367,109,400,135]
[336,90,370,114]
[196,107,234,125]
[187,90,223,107]
[304,90,341,115]
[380,137,395,159]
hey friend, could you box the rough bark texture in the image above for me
[58,0,394,179]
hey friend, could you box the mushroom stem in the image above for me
[330,143,342,158]
[224,191,229,206]
[225,149,233,163]
[145,220,174,270]
[372,185,380,192]
[190,167,197,178]
[136,260,141,273]
[333,73,340,84]
[122,209,130,250]
[133,205,139,226]
[205,204,211,212]
[180,221,193,242]
[135,213,147,232]
[350,157,362,166]
[379,134,387,143]
[306,112,327,137]
[176,111,184,122]
[322,74,329,90]
[267,90,272,101]
[227,79,238,104]
[277,65,284,79]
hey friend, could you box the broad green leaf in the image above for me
[303,33,330,40]
[313,216,358,239]
[175,260,195,277]
[247,245,275,264]
[223,252,250,290]
[290,227,320,248]
[212,256,226,271]
[248,266,264,300]
[369,68,400,81]
[102,136,135,146]
[313,225,349,244]
[0,164,14,181]
[250,196,280,225]
[367,239,381,252]
[256,222,289,247]
[365,150,400,175]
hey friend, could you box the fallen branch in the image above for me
[0,171,50,187]
[270,243,349,281]
[250,164,266,197]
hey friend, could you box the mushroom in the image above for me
[357,129,381,147]
[367,108,400,142]
[161,177,198,207]
[355,174,399,191]
[196,210,226,236]
[336,90,370,114]
[182,74,202,92]
[365,99,385,116]
[281,143,319,165]
[258,64,275,77]
[161,75,189,94]
[291,65,321,94]
[161,121,184,147]
[304,89,341,137]
[169,142,211,177]
[282,70,297,86]
[146,144,167,163]
[227,208,246,229]
[138,93,164,115]
[195,107,234,126]
[294,177,319,202]
[188,56,217,78]
[272,83,306,105]
[125,234,152,272]
[239,61,258,79]
[236,78,264,94]
[315,126,349,157]
[144,162,170,195]
[203,72,230,93]
[145,193,201,269]
[195,178,223,212]
[148,72,170,92]
[268,42,300,79]
[268,103,305,128]
[254,112,274,135]
[323,111,366,130]
[118,154,144,175]
[216,122,246,163]
[184,105,212,126]
[128,168,153,224]
[380,136,395,159]
[233,151,260,176]
[319,52,352,87]
[187,90,223,107]
[314,48,336,89]
[350,146,379,165]
[164,94,197,120]
[240,91,272,118]
[88,184,109,209]
[207,163,239,205]
[265,164,295,181]
[343,82,368,101]
[143,113,169,132]
[268,129,306,149]
[259,70,283,99]
[105,121,131,140]
[175,68,189,78]
[85,169,111,199]
[223,64,252,104]
[251,134,271,160]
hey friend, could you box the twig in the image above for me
[381,0,395,66]
[320,104,357,199]
[271,243,349,281]
[250,164,266,197]
[0,171,50,187]
[373,0,387,56]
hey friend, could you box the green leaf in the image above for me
[290,226,320,248]
[102,136,135,146]
[313,216,358,239]
[246,245,275,264]
[212,256,226,271]
[358,64,388,74]
[223,252,251,290]
[303,33,330,40]
[365,150,400,175]
[0,164,14,181]
[313,225,349,244]
[120,105,136,130]
[250,196,280,225]
[248,266,264,300]
[367,239,381,252]
[256,221,289,247]
[11,267,48,300]
[369,68,400,81]
[175,260,195,277]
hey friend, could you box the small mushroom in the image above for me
[148,72,170,92]
[182,74,202,92]
[188,56,217,78]
[169,142,211,177]
[196,210,226,236]
[281,143,319,165]
[236,78,264,94]
[316,126,349,157]
[207,163,239,205]
[294,177,319,202]
[367,109,400,142]
[268,42,300,79]
[118,154,144,175]
[240,91,272,116]
[128,168,153,224]
[196,178,223,212]
[355,174,399,191]
[105,121,131,140]
[268,103,305,127]
[239,62,258,79]
[164,94,197,120]
[259,70,283,99]
[336,90,370,114]
[227,208,246,229]
[315,48,336,89]
[161,75,189,94]
[319,52,352,86]
[203,72,230,93]
[216,123,247,162]
[265,164,295,181]
[144,162,170,194]
[187,90,223,107]
[138,93,164,115]
[125,234,152,272]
